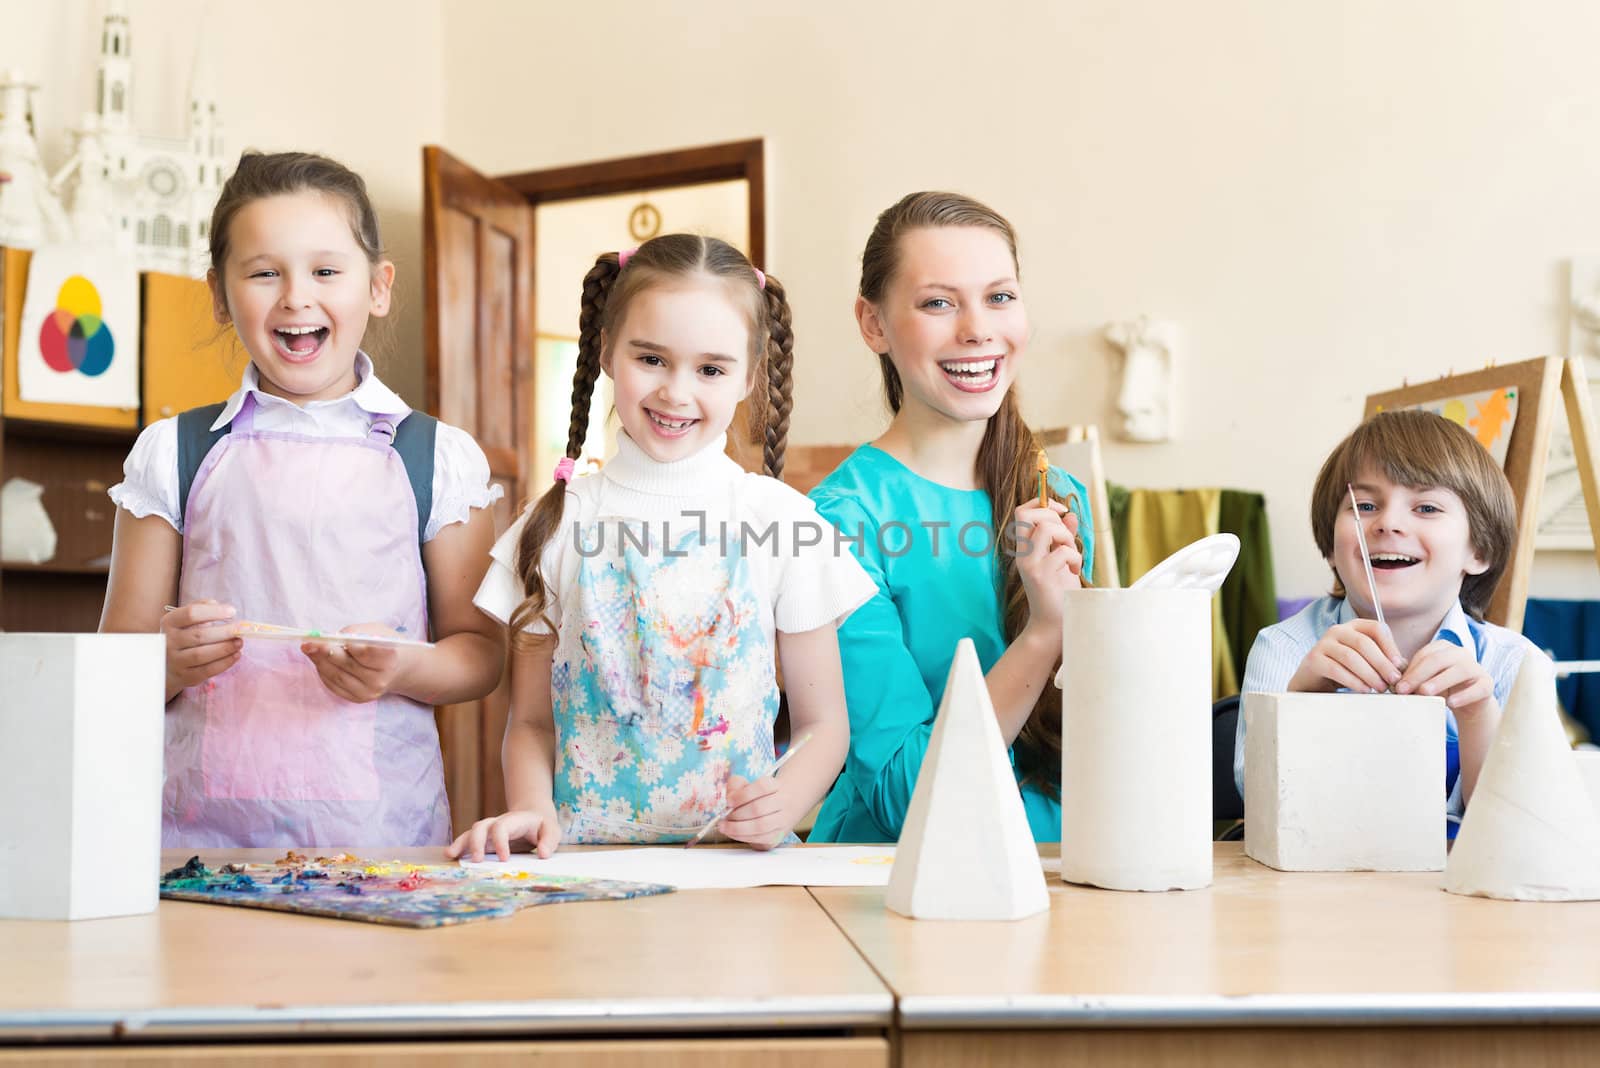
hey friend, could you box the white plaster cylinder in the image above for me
[1058,588,1213,891]
[0,633,165,920]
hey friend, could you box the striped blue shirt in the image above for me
[1234,596,1545,821]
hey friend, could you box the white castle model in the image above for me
[0,1,226,276]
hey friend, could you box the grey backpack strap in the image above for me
[390,411,437,544]
[176,403,231,525]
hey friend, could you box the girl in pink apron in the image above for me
[102,151,505,848]
[451,235,874,861]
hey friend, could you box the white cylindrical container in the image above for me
[1058,588,1212,891]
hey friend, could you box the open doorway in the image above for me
[531,177,753,496]
[420,139,765,831]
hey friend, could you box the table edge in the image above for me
[896,992,1600,1029]
[0,995,895,1043]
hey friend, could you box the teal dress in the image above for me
[806,445,1094,843]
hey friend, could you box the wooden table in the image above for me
[7,845,1600,1066]
[0,849,892,1067]
[812,844,1600,1067]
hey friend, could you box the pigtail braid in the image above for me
[508,253,620,646]
[760,273,795,479]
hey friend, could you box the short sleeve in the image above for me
[473,491,573,634]
[107,417,182,532]
[756,478,878,633]
[427,422,505,541]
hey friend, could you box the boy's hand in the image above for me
[162,600,242,699]
[1396,640,1494,715]
[445,804,563,862]
[1288,618,1404,694]
[301,623,412,703]
[716,773,795,850]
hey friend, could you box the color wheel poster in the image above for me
[17,243,140,409]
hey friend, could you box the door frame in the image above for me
[496,138,765,275]
[494,137,767,470]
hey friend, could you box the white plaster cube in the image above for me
[0,633,165,920]
[1244,692,1445,872]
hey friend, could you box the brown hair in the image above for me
[509,234,793,640]
[860,191,1084,797]
[209,151,384,279]
[1310,409,1516,619]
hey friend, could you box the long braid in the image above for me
[568,256,617,455]
[508,254,619,645]
[760,274,795,479]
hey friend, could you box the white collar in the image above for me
[1335,596,1473,647]
[210,352,407,431]
[601,429,740,496]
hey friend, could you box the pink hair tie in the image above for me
[618,248,637,269]
[753,267,766,290]
[553,457,576,484]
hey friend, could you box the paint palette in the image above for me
[160,852,672,928]
[233,620,435,650]
[1128,532,1241,596]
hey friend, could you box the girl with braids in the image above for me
[101,151,505,847]
[452,234,874,859]
[807,192,1094,844]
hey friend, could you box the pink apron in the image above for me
[163,394,450,847]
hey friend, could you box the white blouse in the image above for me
[109,353,502,541]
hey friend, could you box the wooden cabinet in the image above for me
[0,247,237,633]
[141,270,248,424]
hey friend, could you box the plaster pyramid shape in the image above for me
[1443,654,1600,901]
[886,638,1049,921]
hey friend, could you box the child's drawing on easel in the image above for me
[1387,387,1518,468]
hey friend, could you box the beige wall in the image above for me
[8,1,1600,602]
[440,0,1600,602]
[0,0,443,404]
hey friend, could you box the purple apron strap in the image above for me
[367,413,401,444]
[232,391,258,433]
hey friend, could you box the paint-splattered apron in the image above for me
[163,393,450,848]
[552,484,780,843]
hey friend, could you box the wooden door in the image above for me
[422,146,533,833]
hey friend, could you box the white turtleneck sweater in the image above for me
[474,432,875,642]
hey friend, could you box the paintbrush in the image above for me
[1036,449,1050,509]
[1346,483,1387,634]
[685,733,813,848]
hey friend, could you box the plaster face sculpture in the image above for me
[1105,316,1178,443]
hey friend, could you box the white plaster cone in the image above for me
[1443,654,1600,901]
[1059,588,1213,891]
[885,638,1049,920]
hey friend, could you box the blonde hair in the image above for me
[1310,409,1516,619]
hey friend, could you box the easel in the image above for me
[1039,424,1121,588]
[1364,356,1600,631]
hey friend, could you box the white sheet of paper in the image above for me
[461,846,902,889]
[17,243,140,409]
